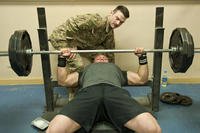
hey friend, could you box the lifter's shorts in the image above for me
[60,83,148,133]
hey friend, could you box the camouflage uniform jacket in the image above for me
[49,13,115,62]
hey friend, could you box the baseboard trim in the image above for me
[0,77,199,85]
[0,78,43,85]
[168,78,200,84]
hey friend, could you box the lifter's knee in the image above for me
[124,112,161,133]
[46,114,80,133]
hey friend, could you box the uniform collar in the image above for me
[106,16,112,33]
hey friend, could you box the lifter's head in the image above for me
[93,54,109,63]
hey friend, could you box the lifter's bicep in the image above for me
[127,71,142,85]
[65,72,79,87]
[58,71,79,88]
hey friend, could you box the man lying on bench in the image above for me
[46,48,161,133]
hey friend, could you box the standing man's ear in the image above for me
[109,10,114,16]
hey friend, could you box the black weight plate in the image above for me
[169,28,194,73]
[160,92,181,104]
[8,30,33,76]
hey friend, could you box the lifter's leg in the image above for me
[46,114,81,133]
[124,112,161,133]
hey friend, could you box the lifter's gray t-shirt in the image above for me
[79,63,127,89]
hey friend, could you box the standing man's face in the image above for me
[109,10,126,29]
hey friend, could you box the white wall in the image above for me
[0,2,200,83]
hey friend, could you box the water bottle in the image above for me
[161,69,168,87]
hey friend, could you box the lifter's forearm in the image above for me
[137,52,149,83]
[137,64,149,83]
[57,57,79,87]
[127,49,149,85]
[57,67,68,86]
[57,56,70,86]
[57,49,79,87]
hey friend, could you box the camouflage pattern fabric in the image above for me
[49,13,115,72]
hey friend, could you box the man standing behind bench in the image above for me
[49,5,130,99]
[49,5,129,71]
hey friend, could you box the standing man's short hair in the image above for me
[113,5,130,18]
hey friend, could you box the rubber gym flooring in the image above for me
[0,84,200,133]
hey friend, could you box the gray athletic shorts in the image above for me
[60,83,148,132]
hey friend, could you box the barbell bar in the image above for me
[0,48,177,56]
[0,47,177,55]
[22,47,200,54]
[0,27,197,76]
[2,47,200,55]
[25,48,179,54]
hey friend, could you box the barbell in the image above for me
[0,27,198,76]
